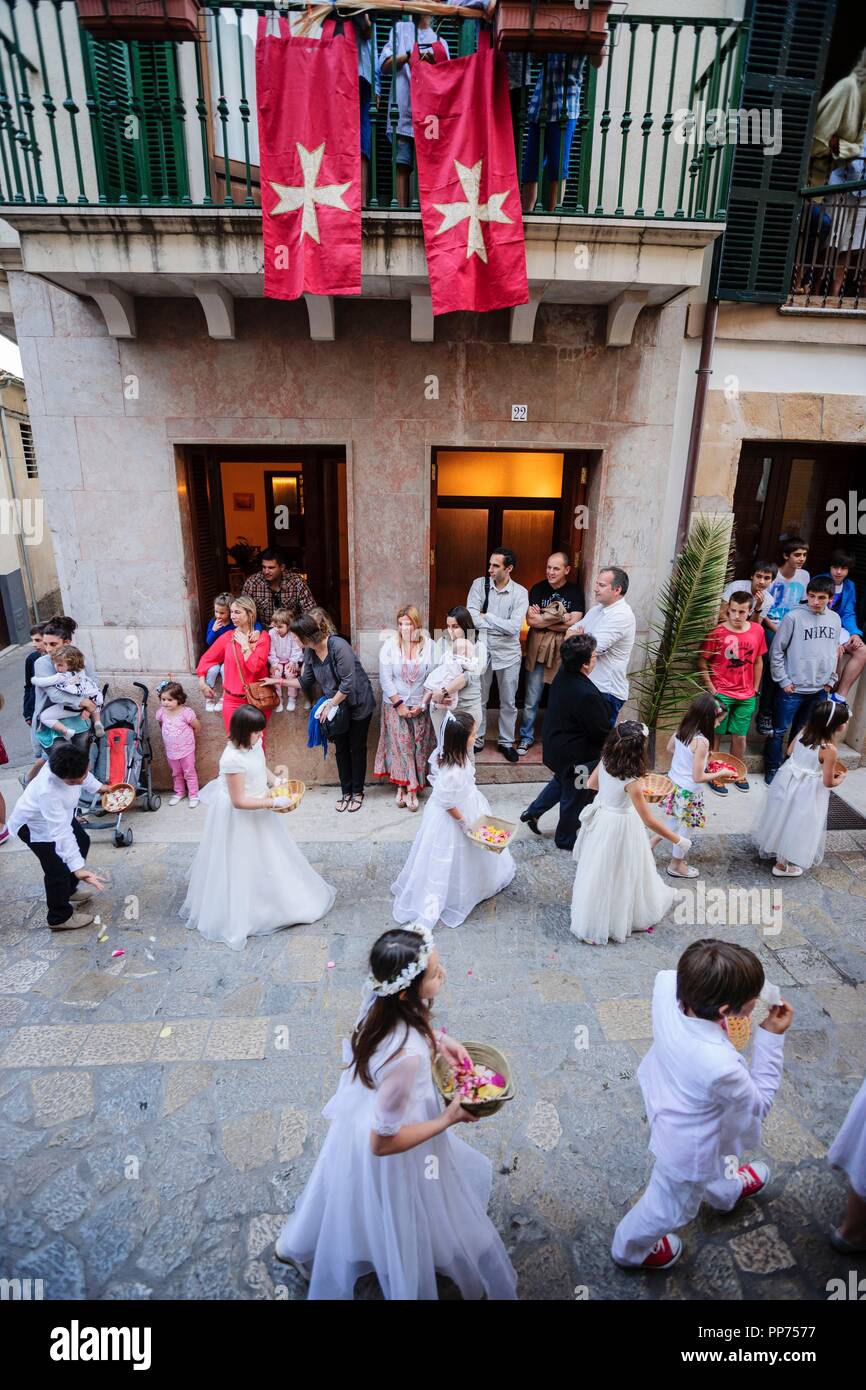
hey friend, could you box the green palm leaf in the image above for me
[633,513,734,756]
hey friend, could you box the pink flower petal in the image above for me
[111,949,125,958]
[326,961,335,968]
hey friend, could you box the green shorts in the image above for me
[715,692,756,736]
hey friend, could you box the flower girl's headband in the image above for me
[824,692,849,726]
[368,922,434,997]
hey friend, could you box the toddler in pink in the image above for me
[268,607,304,713]
[156,681,202,806]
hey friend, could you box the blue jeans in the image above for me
[521,117,577,184]
[519,663,546,743]
[764,689,819,775]
[525,763,596,850]
[205,663,223,692]
[602,693,623,727]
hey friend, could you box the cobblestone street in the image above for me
[2,794,865,1302]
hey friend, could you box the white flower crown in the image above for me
[367,921,434,997]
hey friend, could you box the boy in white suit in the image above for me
[612,939,793,1269]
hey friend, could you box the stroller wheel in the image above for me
[114,828,133,848]
[146,792,161,812]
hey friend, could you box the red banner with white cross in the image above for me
[410,32,528,315]
[256,16,361,300]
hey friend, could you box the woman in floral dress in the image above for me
[374,605,436,811]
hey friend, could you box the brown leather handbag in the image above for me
[231,636,279,712]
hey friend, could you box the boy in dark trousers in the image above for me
[764,575,841,783]
[8,742,109,930]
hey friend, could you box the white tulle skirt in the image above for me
[828,1074,866,1200]
[390,784,515,929]
[570,801,680,944]
[180,779,336,950]
[276,1043,518,1300]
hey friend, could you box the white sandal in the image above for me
[667,864,699,878]
[772,863,803,877]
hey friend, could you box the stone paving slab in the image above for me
[1,828,865,1300]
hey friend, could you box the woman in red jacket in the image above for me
[197,595,272,735]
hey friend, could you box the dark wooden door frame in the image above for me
[429,447,596,617]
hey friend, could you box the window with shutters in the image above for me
[19,422,37,478]
[80,32,189,205]
[714,0,836,303]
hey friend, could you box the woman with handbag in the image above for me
[196,596,276,736]
[293,612,375,814]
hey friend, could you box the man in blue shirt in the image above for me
[829,548,866,700]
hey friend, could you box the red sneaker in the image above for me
[642,1234,683,1269]
[736,1161,770,1200]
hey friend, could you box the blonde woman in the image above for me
[374,605,436,811]
[197,595,272,736]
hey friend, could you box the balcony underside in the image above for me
[0,208,721,345]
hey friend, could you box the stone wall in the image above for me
[9,271,689,786]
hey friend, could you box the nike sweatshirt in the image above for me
[769,606,841,691]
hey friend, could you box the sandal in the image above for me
[406,791,419,812]
[336,795,351,813]
[347,793,365,813]
[395,788,406,809]
[667,864,699,878]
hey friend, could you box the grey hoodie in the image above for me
[769,606,841,691]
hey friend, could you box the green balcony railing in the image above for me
[0,2,746,220]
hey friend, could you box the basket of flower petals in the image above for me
[705,755,747,787]
[101,783,136,813]
[640,773,674,803]
[266,779,305,813]
[466,815,516,852]
[434,1043,515,1118]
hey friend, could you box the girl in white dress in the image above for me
[275,923,518,1300]
[390,709,515,929]
[654,694,729,878]
[571,721,690,945]
[754,696,849,876]
[828,1070,866,1253]
[181,704,336,950]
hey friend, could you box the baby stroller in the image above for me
[81,681,161,846]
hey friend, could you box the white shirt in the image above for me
[379,635,434,705]
[7,763,102,872]
[638,971,785,1182]
[466,575,529,671]
[580,598,636,700]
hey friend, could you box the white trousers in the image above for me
[477,661,521,748]
[611,1159,742,1266]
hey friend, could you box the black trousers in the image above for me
[333,713,373,795]
[17,818,89,925]
[525,763,597,850]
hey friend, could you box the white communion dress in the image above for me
[754,734,830,869]
[828,1073,866,1200]
[275,1020,518,1300]
[391,752,515,928]
[570,765,680,944]
[181,740,335,950]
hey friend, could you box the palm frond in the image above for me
[634,512,734,739]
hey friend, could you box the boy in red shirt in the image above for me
[697,592,767,794]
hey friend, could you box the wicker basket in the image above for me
[267,779,306,813]
[101,782,136,813]
[466,814,517,853]
[640,774,674,804]
[433,1042,515,1118]
[706,754,747,787]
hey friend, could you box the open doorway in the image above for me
[429,447,593,623]
[182,445,350,646]
[732,443,866,628]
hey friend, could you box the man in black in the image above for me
[518,551,585,754]
[519,633,610,850]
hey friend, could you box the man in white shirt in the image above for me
[8,741,109,930]
[467,548,529,762]
[573,566,636,725]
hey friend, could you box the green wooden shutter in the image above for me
[81,33,188,204]
[713,0,837,302]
